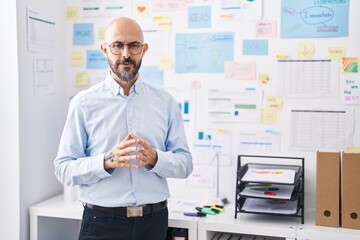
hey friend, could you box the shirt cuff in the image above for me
[145,149,167,172]
[93,153,113,178]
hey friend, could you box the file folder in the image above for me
[315,151,341,227]
[342,152,360,230]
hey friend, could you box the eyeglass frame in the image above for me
[104,41,145,55]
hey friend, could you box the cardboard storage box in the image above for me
[342,152,360,230]
[316,151,341,227]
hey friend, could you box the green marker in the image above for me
[196,207,216,215]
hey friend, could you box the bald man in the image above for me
[54,17,193,240]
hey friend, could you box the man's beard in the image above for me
[109,57,142,82]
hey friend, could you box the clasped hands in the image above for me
[104,133,157,170]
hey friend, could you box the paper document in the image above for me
[242,198,298,215]
[240,184,295,199]
[241,168,296,184]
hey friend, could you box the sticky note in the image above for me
[258,73,271,86]
[70,51,84,66]
[243,40,268,56]
[73,23,94,45]
[188,6,211,29]
[266,96,283,111]
[159,55,172,70]
[261,109,277,125]
[66,6,79,21]
[98,27,106,42]
[342,57,359,73]
[135,3,149,17]
[86,50,108,69]
[256,20,277,38]
[75,72,89,86]
[297,42,314,59]
[328,47,346,60]
[276,54,287,59]
[346,146,360,153]
[154,16,172,31]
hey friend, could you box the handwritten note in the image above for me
[342,76,360,105]
[281,0,350,38]
[70,51,84,66]
[188,6,211,29]
[73,23,94,45]
[261,109,277,125]
[256,20,277,38]
[97,27,106,41]
[266,96,283,111]
[153,16,172,31]
[328,47,346,60]
[75,71,89,86]
[86,50,108,69]
[225,61,256,80]
[243,40,268,56]
[297,42,314,59]
[176,32,234,73]
[258,73,271,86]
[152,0,193,12]
[66,6,79,21]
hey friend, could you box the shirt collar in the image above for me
[105,72,143,96]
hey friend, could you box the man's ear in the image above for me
[101,43,108,57]
[142,43,149,55]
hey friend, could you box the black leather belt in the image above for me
[85,200,167,217]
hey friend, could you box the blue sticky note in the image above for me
[86,50,108,69]
[73,23,94,45]
[188,6,211,29]
[176,32,234,73]
[243,40,268,55]
[280,0,349,38]
[139,66,164,86]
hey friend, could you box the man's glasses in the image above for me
[105,41,144,55]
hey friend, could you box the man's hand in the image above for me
[104,133,157,169]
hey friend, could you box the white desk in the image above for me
[296,209,360,240]
[198,205,299,240]
[30,196,360,240]
[30,194,198,240]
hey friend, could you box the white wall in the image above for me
[162,0,360,209]
[1,0,68,239]
[17,0,67,237]
[0,1,20,239]
[62,0,360,210]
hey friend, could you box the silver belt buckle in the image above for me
[127,206,143,217]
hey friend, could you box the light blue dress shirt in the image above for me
[54,73,193,207]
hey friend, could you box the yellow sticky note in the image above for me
[328,47,346,60]
[346,146,360,153]
[75,72,89,86]
[70,51,84,66]
[266,96,283,111]
[154,16,172,31]
[159,55,172,70]
[297,42,314,59]
[66,6,79,21]
[258,73,271,86]
[98,27,106,42]
[276,54,287,59]
[261,109,277,125]
[135,3,149,17]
